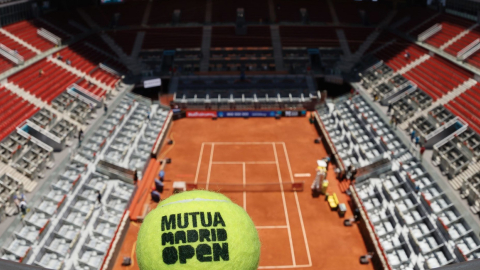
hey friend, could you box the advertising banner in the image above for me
[217,111,279,118]
[284,110,307,117]
[186,111,218,118]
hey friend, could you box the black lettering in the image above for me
[213,243,229,261]
[196,244,212,262]
[217,228,227,241]
[199,229,211,242]
[162,246,178,264]
[213,212,225,227]
[211,229,216,241]
[177,213,189,229]
[175,231,186,244]
[162,232,174,246]
[178,245,195,264]
[162,214,176,231]
[200,212,212,227]
[189,212,199,227]
[187,230,198,243]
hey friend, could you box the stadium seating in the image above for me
[211,0,270,23]
[108,30,137,56]
[274,0,332,23]
[334,1,390,25]
[211,26,272,48]
[0,87,39,142]
[40,10,89,36]
[0,32,36,61]
[3,21,57,52]
[394,8,439,33]
[8,59,81,103]
[343,27,374,53]
[142,27,202,50]
[82,2,147,27]
[410,14,473,44]
[279,26,339,48]
[403,57,471,101]
[148,0,206,25]
[374,41,427,71]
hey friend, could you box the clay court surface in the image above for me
[114,117,374,270]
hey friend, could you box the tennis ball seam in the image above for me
[160,198,231,208]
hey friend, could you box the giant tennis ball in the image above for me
[137,190,261,269]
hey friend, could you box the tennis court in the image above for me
[113,117,374,270]
[191,142,310,268]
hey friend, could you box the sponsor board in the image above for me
[284,110,307,117]
[217,111,279,118]
[186,111,218,118]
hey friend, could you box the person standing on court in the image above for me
[159,170,165,182]
[154,178,164,193]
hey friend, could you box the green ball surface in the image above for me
[137,190,261,269]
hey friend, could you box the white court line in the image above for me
[259,264,311,269]
[282,142,312,267]
[205,143,215,190]
[212,161,276,164]
[273,143,296,267]
[243,162,246,211]
[203,142,284,145]
[194,143,205,184]
[294,173,311,178]
[256,225,288,229]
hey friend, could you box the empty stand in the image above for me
[8,59,81,104]
[40,10,89,35]
[374,40,427,71]
[446,84,480,134]
[333,1,390,25]
[210,26,272,48]
[280,26,339,48]
[148,0,206,25]
[445,26,480,56]
[211,0,270,23]
[411,14,474,46]
[108,30,137,55]
[343,27,374,53]
[142,27,202,50]
[274,0,331,23]
[82,2,147,27]
[0,87,39,142]
[395,7,439,33]
[3,21,57,52]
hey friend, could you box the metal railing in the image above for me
[418,23,442,42]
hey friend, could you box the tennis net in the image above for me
[185,182,304,192]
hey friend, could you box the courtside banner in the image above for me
[284,110,307,117]
[186,111,218,118]
[218,111,278,118]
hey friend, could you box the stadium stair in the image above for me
[398,78,477,130]
[440,23,479,51]
[0,162,37,193]
[270,25,285,71]
[336,29,351,58]
[450,161,480,190]
[4,82,86,130]
[200,26,212,72]
[48,57,114,92]
[0,28,41,54]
